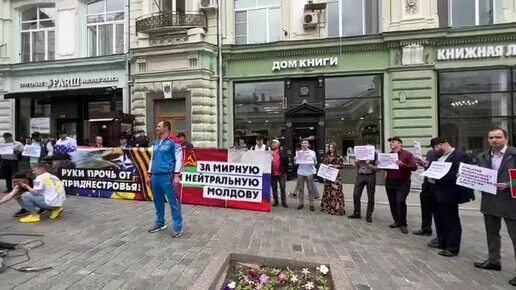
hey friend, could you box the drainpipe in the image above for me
[216,0,223,147]
[125,0,131,116]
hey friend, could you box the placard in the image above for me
[316,164,339,182]
[296,150,314,165]
[420,161,452,180]
[413,140,422,157]
[0,143,14,155]
[30,118,51,134]
[21,145,42,158]
[354,145,375,161]
[377,153,399,169]
[456,163,497,195]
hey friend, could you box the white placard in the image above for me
[317,164,339,182]
[413,141,422,157]
[30,118,51,134]
[296,150,314,165]
[22,145,41,158]
[456,163,497,195]
[420,161,452,180]
[354,145,375,161]
[378,153,399,169]
[0,143,14,155]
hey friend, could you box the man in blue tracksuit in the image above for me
[147,121,183,237]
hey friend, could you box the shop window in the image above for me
[324,75,382,159]
[234,81,285,147]
[234,0,281,44]
[328,0,378,37]
[21,6,56,62]
[155,98,187,134]
[438,0,494,27]
[87,0,125,57]
[151,0,186,13]
[438,69,513,158]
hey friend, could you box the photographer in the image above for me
[0,171,33,217]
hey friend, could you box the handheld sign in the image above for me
[456,163,497,195]
[354,145,375,161]
[22,145,42,158]
[413,141,422,157]
[377,153,399,170]
[296,150,314,165]
[0,144,13,155]
[317,164,339,182]
[420,161,452,180]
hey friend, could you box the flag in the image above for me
[510,169,516,198]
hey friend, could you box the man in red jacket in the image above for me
[385,136,417,234]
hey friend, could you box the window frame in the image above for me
[151,0,186,13]
[328,0,378,37]
[20,6,56,62]
[233,1,281,45]
[448,0,495,26]
[86,0,125,57]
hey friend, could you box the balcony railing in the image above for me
[136,12,207,33]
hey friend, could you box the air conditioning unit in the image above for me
[200,0,217,10]
[303,11,318,29]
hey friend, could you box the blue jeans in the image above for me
[21,192,53,212]
[151,174,183,231]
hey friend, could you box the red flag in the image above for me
[510,169,516,198]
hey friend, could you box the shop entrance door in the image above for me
[292,124,318,153]
[57,119,79,141]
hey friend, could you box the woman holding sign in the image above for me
[321,142,345,215]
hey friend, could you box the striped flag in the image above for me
[510,169,516,198]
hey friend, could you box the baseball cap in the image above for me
[428,137,448,148]
[387,136,402,143]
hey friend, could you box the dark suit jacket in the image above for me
[477,146,516,220]
[434,149,474,204]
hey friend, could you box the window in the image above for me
[234,81,285,147]
[324,75,383,160]
[87,0,124,57]
[151,0,186,13]
[439,69,514,158]
[438,0,494,27]
[234,0,281,44]
[155,98,187,134]
[328,0,378,37]
[21,6,56,62]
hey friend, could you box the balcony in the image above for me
[136,12,207,33]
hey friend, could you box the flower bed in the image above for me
[222,261,333,290]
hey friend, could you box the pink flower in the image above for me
[278,272,287,282]
[259,274,269,284]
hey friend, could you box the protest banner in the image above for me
[296,150,314,164]
[509,169,516,198]
[354,145,375,161]
[316,164,339,182]
[0,144,13,155]
[181,148,271,212]
[413,141,422,157]
[420,161,452,180]
[456,163,497,195]
[377,153,399,169]
[21,145,41,158]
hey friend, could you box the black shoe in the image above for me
[272,201,278,207]
[430,237,438,244]
[148,224,167,233]
[288,192,297,197]
[13,208,29,217]
[389,223,400,228]
[400,226,409,234]
[474,260,502,271]
[413,229,432,236]
[309,205,315,211]
[171,229,182,238]
[296,205,303,210]
[348,214,361,219]
[39,208,49,215]
[366,216,372,223]
[438,250,457,257]
[282,201,288,208]
[427,241,443,249]
[509,276,516,287]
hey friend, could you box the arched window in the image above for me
[87,0,125,56]
[21,6,56,62]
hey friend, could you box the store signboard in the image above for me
[437,44,516,61]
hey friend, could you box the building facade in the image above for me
[222,0,516,167]
[0,0,130,145]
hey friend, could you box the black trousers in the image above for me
[271,175,286,203]
[352,173,376,217]
[483,214,516,270]
[385,179,410,227]
[420,182,435,231]
[1,159,18,191]
[434,202,462,254]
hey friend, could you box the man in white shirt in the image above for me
[1,132,24,193]
[294,139,318,211]
[53,130,77,175]
[251,137,270,151]
[28,132,53,167]
[18,163,66,223]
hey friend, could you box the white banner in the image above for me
[354,145,375,161]
[0,143,14,155]
[377,153,399,170]
[456,163,497,195]
[316,164,339,182]
[420,161,452,180]
[22,145,41,158]
[296,150,314,165]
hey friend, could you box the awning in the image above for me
[4,87,121,99]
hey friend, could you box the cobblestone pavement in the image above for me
[0,183,514,290]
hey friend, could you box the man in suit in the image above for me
[413,149,441,236]
[427,137,474,257]
[474,128,516,287]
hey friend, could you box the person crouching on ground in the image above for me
[18,163,66,223]
[0,171,32,216]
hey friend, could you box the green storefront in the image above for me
[223,23,516,180]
